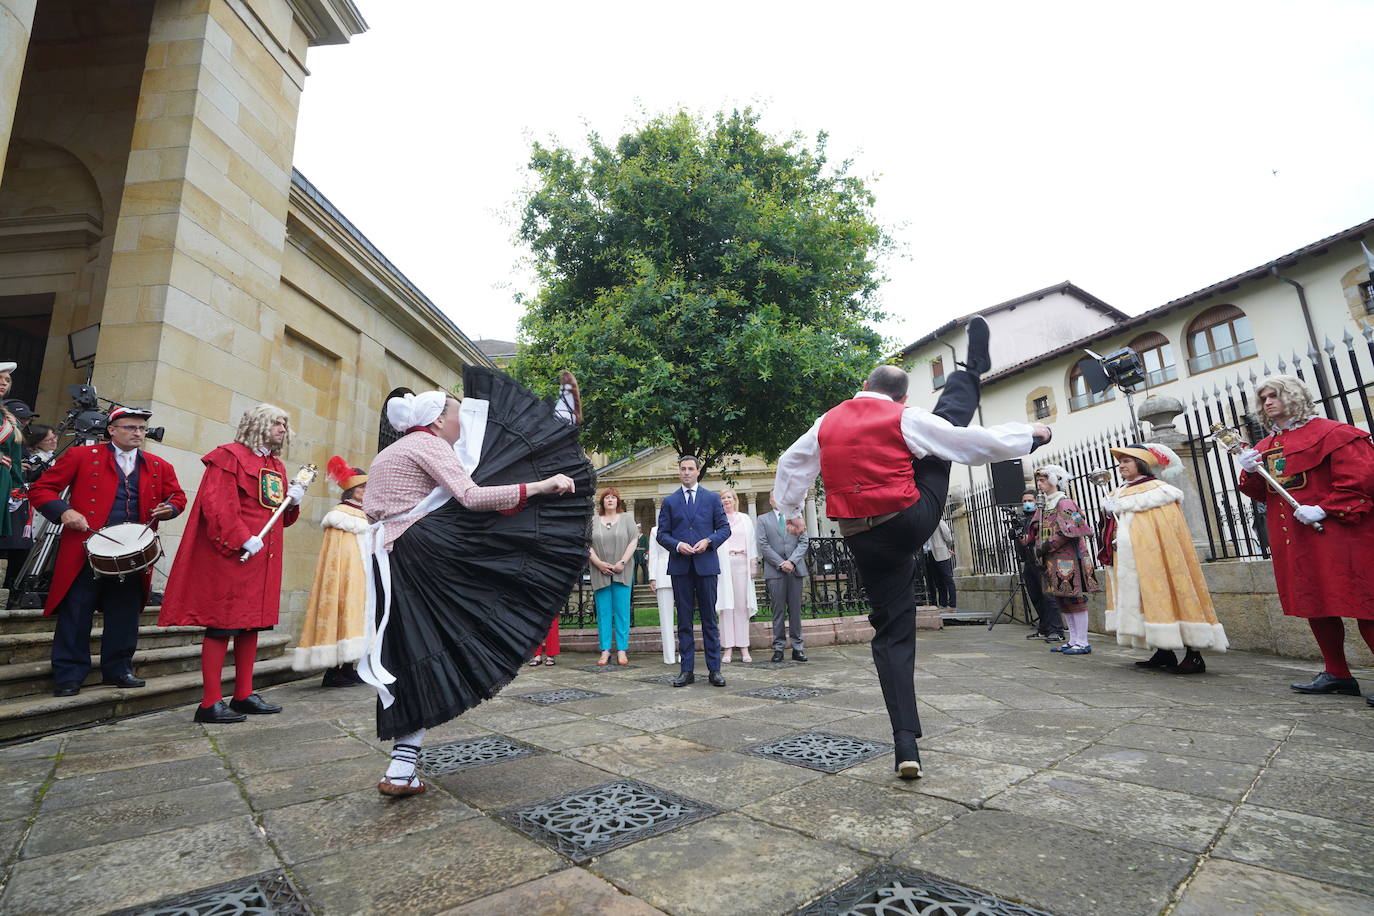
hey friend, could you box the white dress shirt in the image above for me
[771,391,1034,519]
[113,444,139,477]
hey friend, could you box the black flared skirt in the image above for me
[375,367,594,739]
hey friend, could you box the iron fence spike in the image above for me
[1343,327,1355,346]
[1323,336,1336,356]
[1248,367,1258,385]
[1306,344,1319,361]
[1262,362,1272,376]
[1363,325,1373,342]
[1277,357,1287,373]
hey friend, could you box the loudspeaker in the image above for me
[990,459,1028,505]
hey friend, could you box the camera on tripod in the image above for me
[62,384,165,442]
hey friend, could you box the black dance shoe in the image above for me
[1171,651,1206,675]
[229,693,282,714]
[894,734,923,779]
[672,671,695,688]
[1134,649,1178,669]
[321,666,364,689]
[771,650,784,662]
[101,673,146,688]
[708,670,727,687]
[1291,672,1361,695]
[961,315,991,376]
[792,650,808,662]
[195,700,247,724]
[53,683,81,698]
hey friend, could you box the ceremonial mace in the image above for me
[240,464,319,562]
[1209,424,1322,534]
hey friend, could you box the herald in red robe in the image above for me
[158,442,299,630]
[1238,417,1374,620]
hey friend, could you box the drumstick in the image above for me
[87,529,124,545]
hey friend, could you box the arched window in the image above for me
[1186,304,1255,374]
[1068,358,1114,411]
[1128,331,1177,387]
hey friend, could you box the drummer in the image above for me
[28,406,186,697]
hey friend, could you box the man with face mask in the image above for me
[1011,488,1063,642]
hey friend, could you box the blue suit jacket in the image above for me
[656,486,731,576]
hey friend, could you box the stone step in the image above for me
[0,633,292,700]
[0,656,304,742]
[0,606,163,634]
[0,626,204,665]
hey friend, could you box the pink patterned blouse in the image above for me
[363,431,526,550]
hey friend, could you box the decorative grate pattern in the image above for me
[741,731,890,773]
[516,687,608,706]
[733,659,798,670]
[418,735,540,775]
[797,866,1056,916]
[500,778,717,863]
[110,871,312,916]
[736,685,833,701]
[637,674,681,686]
[573,663,639,673]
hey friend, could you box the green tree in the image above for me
[513,108,890,475]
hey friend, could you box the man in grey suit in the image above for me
[758,495,810,662]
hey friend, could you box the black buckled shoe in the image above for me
[671,671,695,688]
[53,683,81,698]
[101,673,146,688]
[1291,672,1361,695]
[792,650,808,662]
[708,670,727,687]
[1134,649,1178,669]
[229,693,282,715]
[1171,651,1206,675]
[771,650,784,663]
[194,700,247,724]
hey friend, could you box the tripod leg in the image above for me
[986,573,1021,630]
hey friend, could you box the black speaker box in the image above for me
[990,459,1028,505]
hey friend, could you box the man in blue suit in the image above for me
[656,455,732,687]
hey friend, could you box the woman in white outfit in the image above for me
[716,488,758,663]
[647,524,677,664]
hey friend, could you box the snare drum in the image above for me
[84,522,162,578]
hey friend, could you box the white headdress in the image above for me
[386,390,448,432]
[1034,464,1070,491]
[1143,442,1184,482]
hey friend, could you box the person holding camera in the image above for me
[1009,489,1063,641]
[28,406,186,696]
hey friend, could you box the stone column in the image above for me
[1138,395,1209,551]
[0,0,37,177]
[948,492,973,577]
[804,495,819,537]
[746,492,758,521]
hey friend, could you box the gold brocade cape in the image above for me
[1102,479,1228,652]
[292,503,368,670]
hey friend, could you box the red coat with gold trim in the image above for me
[158,442,299,630]
[1238,417,1374,620]
[28,444,187,616]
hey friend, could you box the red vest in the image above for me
[818,397,918,518]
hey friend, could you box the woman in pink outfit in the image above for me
[716,488,758,662]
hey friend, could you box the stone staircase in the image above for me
[0,598,303,742]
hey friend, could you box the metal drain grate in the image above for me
[638,674,681,686]
[735,685,833,701]
[732,659,798,670]
[516,687,608,705]
[418,735,540,775]
[500,778,717,863]
[796,866,1056,915]
[740,731,891,773]
[109,870,312,916]
[573,663,639,672]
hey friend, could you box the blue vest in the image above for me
[107,451,141,526]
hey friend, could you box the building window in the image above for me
[1186,304,1256,374]
[931,356,945,389]
[1361,279,1373,314]
[1128,331,1178,388]
[1033,396,1050,419]
[1068,358,1114,411]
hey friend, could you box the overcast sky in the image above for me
[292,0,1374,350]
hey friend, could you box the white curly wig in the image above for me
[1033,464,1071,491]
[1255,374,1318,429]
[235,403,292,456]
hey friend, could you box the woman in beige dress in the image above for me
[716,488,758,663]
[589,487,638,665]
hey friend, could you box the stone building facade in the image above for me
[0,1,491,638]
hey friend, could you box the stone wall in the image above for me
[956,561,1374,666]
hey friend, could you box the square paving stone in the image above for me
[238,753,386,811]
[890,809,1194,916]
[104,870,309,916]
[924,728,1090,768]
[41,755,229,812]
[0,816,25,863]
[1214,804,1374,892]
[444,867,668,915]
[1268,740,1374,781]
[564,693,665,716]
[661,717,795,750]
[500,778,718,863]
[1245,770,1374,827]
[455,698,585,731]
[0,765,46,820]
[732,701,862,729]
[510,719,642,752]
[740,777,965,856]
[220,735,378,776]
[1057,745,1261,802]
[740,731,892,773]
[798,864,1058,916]
[637,750,822,809]
[262,786,479,864]
[516,687,611,706]
[598,705,723,732]
[1,816,277,916]
[23,781,249,859]
[912,692,1010,712]
[665,693,776,716]
[988,771,1233,853]
[207,719,346,753]
[574,663,641,672]
[1098,723,1282,764]
[54,736,216,779]
[844,750,1035,807]
[433,754,615,810]
[418,735,542,775]
[292,813,563,914]
[564,734,720,777]
[1133,709,1297,740]
[1171,857,1374,916]
[592,811,871,916]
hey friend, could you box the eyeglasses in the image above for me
[112,425,148,432]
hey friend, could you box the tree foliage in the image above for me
[513,108,890,475]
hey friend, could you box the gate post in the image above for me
[1139,395,1209,550]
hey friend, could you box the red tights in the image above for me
[199,632,260,707]
[1308,617,1374,679]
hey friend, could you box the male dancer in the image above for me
[772,317,1049,777]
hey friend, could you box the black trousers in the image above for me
[673,568,721,673]
[923,555,956,608]
[1021,561,1063,634]
[845,368,979,742]
[51,565,144,686]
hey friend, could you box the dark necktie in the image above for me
[685,489,694,511]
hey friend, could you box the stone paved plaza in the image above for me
[0,627,1372,915]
